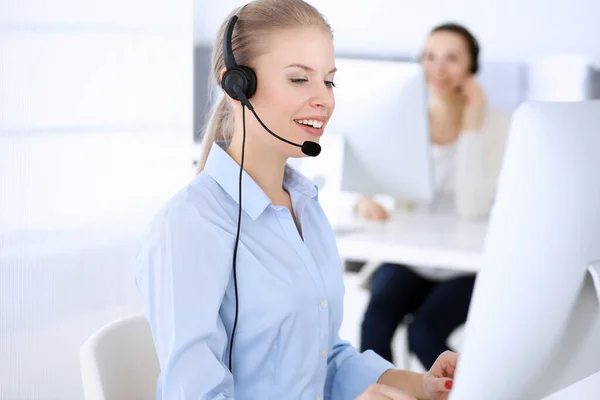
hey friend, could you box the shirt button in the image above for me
[320,299,328,309]
[321,348,327,359]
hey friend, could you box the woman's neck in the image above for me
[226,132,289,205]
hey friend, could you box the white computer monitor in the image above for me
[450,101,600,400]
[324,58,434,204]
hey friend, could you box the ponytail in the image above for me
[195,96,233,174]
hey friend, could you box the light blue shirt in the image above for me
[134,141,394,400]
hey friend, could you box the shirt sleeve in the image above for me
[134,203,234,399]
[324,335,395,399]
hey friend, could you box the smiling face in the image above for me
[243,26,336,157]
[422,30,473,97]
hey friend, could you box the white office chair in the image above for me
[80,314,160,400]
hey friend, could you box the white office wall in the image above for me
[0,1,193,398]
[195,0,600,63]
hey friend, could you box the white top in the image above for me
[401,107,511,280]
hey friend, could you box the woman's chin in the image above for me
[429,86,454,98]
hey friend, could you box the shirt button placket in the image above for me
[318,296,329,396]
[320,299,328,309]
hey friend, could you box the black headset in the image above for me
[220,5,321,375]
[221,14,257,107]
[222,10,246,375]
[220,9,321,157]
[467,34,480,74]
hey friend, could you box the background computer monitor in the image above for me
[450,101,600,400]
[323,58,434,204]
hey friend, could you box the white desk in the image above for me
[335,209,489,274]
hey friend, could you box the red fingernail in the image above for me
[445,380,453,390]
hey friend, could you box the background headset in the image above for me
[220,6,321,373]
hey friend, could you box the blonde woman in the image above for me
[134,1,459,399]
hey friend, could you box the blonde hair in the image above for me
[195,0,333,173]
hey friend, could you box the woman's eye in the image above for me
[290,78,308,84]
[325,81,336,88]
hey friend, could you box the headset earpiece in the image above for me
[221,13,258,102]
[221,65,257,101]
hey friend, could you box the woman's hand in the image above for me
[355,384,416,400]
[355,198,389,221]
[421,351,458,400]
[460,77,487,132]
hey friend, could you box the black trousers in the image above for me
[360,263,476,370]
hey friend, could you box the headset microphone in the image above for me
[232,86,322,157]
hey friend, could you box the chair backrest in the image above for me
[80,314,160,400]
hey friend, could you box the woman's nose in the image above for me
[429,61,447,78]
[430,59,445,72]
[310,85,333,109]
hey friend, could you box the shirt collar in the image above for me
[203,141,318,220]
